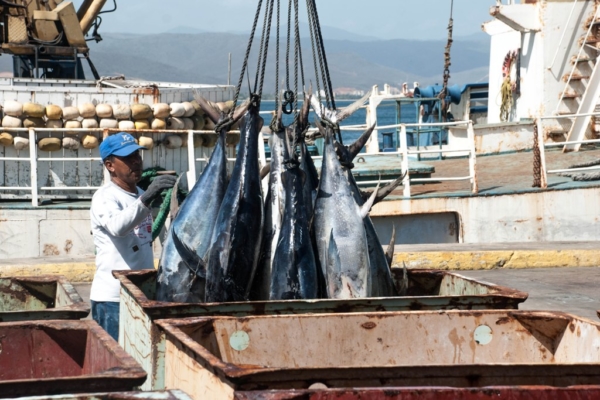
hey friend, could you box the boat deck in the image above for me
[390,146,600,199]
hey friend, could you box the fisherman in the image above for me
[90,132,176,340]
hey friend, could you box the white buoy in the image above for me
[13,136,29,151]
[78,103,96,118]
[2,115,22,128]
[152,103,170,118]
[62,136,80,151]
[169,102,186,117]
[4,100,23,117]
[96,104,113,119]
[113,104,132,120]
[163,135,183,149]
[118,120,135,130]
[63,106,80,121]
[99,119,119,129]
[182,101,195,117]
[82,118,99,129]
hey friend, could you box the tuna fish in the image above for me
[156,177,205,302]
[332,126,402,298]
[205,95,265,303]
[313,122,376,298]
[269,132,319,300]
[252,105,288,300]
[156,96,249,302]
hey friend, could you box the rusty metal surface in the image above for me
[113,269,527,319]
[234,386,600,400]
[0,275,89,322]
[157,310,600,395]
[0,319,146,398]
[16,390,192,400]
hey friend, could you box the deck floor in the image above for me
[391,146,600,199]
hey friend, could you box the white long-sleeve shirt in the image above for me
[90,181,153,302]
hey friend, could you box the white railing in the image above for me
[537,113,600,188]
[0,127,239,206]
[335,120,478,197]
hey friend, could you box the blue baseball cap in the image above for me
[100,132,146,160]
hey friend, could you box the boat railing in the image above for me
[338,120,478,197]
[0,127,242,207]
[537,113,600,188]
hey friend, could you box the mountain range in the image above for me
[0,26,490,94]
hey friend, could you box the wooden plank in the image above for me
[54,1,87,48]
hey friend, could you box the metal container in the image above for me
[114,269,527,391]
[156,310,600,400]
[17,390,192,400]
[0,319,146,398]
[234,386,600,400]
[0,275,89,322]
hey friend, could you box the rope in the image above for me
[532,122,541,187]
[439,0,454,120]
[309,0,336,111]
[307,5,324,109]
[229,0,265,118]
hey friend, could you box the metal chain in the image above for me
[532,121,541,188]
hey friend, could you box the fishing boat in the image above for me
[0,0,599,262]
[341,0,600,247]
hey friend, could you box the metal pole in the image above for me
[29,129,38,206]
[400,124,411,198]
[187,130,196,186]
[228,53,232,86]
[467,121,478,194]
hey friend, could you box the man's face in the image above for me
[105,151,143,185]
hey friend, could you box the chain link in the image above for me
[532,122,541,187]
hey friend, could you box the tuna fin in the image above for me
[335,89,372,122]
[193,92,220,124]
[311,89,371,124]
[347,124,375,161]
[231,99,251,123]
[171,230,206,279]
[260,164,271,180]
[360,179,380,219]
[385,224,396,267]
[169,175,183,220]
[361,171,407,205]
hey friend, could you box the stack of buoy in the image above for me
[0,99,240,151]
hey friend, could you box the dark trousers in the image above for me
[91,300,120,341]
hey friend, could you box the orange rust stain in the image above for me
[361,322,377,330]
[43,244,60,256]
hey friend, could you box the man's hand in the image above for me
[140,175,177,207]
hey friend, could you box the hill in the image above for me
[0,31,490,93]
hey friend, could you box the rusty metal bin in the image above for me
[0,275,89,322]
[156,310,600,400]
[114,269,527,390]
[16,390,192,400]
[234,386,600,400]
[0,319,146,398]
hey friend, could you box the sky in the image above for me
[74,0,495,40]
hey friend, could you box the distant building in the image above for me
[333,87,365,97]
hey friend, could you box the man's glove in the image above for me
[140,175,177,207]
